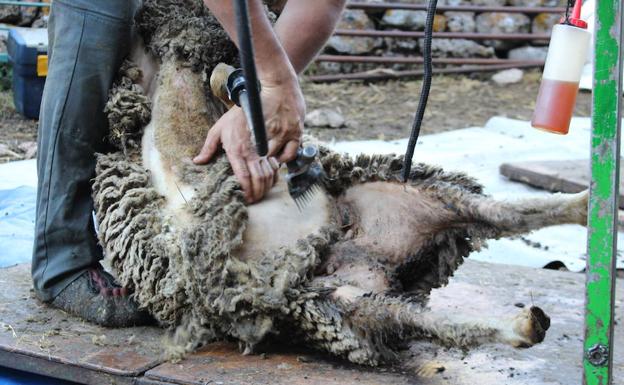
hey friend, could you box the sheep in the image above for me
[93,0,584,365]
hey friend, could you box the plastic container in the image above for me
[7,28,48,119]
[531,2,590,135]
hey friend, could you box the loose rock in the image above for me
[0,143,20,159]
[386,37,419,53]
[305,108,346,129]
[491,68,524,85]
[445,12,476,33]
[18,141,37,159]
[382,10,428,31]
[0,6,20,24]
[532,13,560,45]
[476,12,531,50]
[326,10,382,55]
[508,45,549,62]
[422,39,495,58]
[18,0,42,27]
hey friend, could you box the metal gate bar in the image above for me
[333,29,551,41]
[585,0,623,383]
[346,1,565,14]
[316,54,544,65]
[0,1,48,6]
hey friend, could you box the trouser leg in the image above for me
[32,0,139,301]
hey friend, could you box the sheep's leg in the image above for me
[401,306,551,348]
[461,190,588,238]
[334,288,550,349]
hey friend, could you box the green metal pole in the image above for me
[584,0,623,383]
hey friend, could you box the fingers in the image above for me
[278,139,300,163]
[267,132,302,163]
[259,158,274,196]
[267,138,281,159]
[231,154,278,204]
[226,152,254,203]
[247,160,266,203]
[269,157,280,185]
[246,157,279,203]
[193,126,221,164]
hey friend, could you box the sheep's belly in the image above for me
[233,174,333,262]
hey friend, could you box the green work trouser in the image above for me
[32,0,139,301]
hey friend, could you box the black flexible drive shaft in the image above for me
[233,0,269,156]
[402,0,438,182]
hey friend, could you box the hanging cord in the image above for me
[562,0,574,25]
[233,0,269,156]
[402,0,438,182]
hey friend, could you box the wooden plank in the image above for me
[500,159,624,208]
[0,264,165,384]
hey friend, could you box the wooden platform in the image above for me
[1,262,623,385]
[499,159,624,208]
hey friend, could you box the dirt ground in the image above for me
[303,69,592,142]
[0,69,592,162]
[0,90,38,163]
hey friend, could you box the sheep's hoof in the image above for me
[509,306,551,348]
[242,343,255,356]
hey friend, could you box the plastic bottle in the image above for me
[531,1,591,135]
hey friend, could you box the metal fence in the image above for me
[309,1,565,82]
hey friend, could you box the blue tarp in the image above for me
[0,188,78,385]
[0,186,36,268]
[0,366,79,385]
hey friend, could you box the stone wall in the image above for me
[317,0,567,74]
[0,0,47,28]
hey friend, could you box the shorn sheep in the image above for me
[93,0,586,365]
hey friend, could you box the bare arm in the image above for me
[274,0,346,74]
[203,0,296,85]
[197,0,345,204]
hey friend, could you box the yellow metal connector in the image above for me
[37,55,48,77]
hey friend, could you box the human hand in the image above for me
[260,75,305,163]
[193,107,280,203]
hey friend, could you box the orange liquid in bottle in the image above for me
[531,78,580,135]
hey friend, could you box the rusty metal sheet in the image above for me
[145,342,412,385]
[0,349,136,385]
[2,261,623,385]
[0,263,166,384]
[146,260,624,385]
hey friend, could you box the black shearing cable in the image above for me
[402,0,438,183]
[233,0,269,157]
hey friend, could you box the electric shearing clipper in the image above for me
[210,63,324,209]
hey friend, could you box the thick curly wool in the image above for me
[93,124,500,364]
[93,149,342,356]
[135,0,238,76]
[104,61,151,153]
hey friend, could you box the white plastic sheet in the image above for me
[1,117,622,272]
[328,116,624,272]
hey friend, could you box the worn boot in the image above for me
[50,265,153,327]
